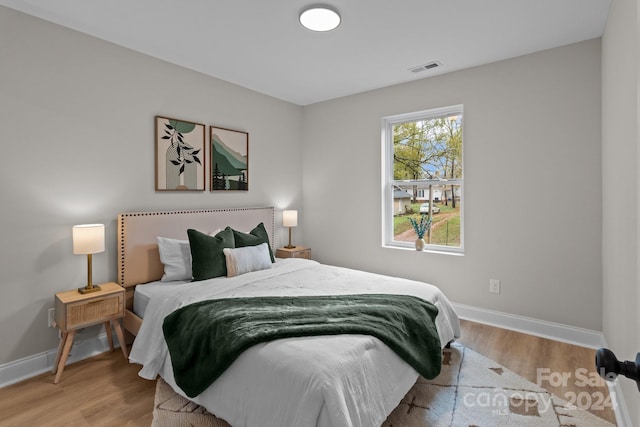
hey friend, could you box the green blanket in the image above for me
[162,293,441,397]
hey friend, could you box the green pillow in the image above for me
[187,228,235,281]
[228,223,275,263]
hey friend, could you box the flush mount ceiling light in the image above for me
[299,5,341,32]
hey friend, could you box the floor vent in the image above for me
[409,61,441,73]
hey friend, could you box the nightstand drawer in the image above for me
[290,249,311,259]
[276,247,311,259]
[65,294,123,329]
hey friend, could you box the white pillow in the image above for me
[223,243,273,278]
[157,236,192,281]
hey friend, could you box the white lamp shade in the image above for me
[283,210,298,227]
[72,224,105,254]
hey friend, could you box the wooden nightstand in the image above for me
[276,246,311,259]
[52,282,127,383]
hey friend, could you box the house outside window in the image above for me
[382,105,463,253]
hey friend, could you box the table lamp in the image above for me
[283,210,298,249]
[73,224,105,294]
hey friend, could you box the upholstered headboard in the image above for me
[117,207,275,287]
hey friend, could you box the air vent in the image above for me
[409,61,441,73]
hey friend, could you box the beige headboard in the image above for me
[117,207,275,287]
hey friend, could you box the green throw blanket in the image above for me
[162,293,442,397]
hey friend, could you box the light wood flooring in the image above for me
[0,319,617,426]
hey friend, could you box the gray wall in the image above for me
[0,7,303,365]
[602,0,640,422]
[302,39,603,331]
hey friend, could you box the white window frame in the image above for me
[381,104,464,254]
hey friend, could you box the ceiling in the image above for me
[0,0,611,106]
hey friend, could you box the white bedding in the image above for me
[129,258,460,427]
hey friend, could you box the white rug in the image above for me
[152,344,616,426]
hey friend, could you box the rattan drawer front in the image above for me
[275,247,311,259]
[288,250,310,259]
[66,294,123,329]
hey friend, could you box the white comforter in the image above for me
[130,258,460,427]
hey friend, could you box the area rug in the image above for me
[152,344,616,427]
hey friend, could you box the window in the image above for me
[382,105,463,253]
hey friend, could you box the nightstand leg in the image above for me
[105,321,114,351]
[52,332,66,375]
[112,320,128,359]
[54,330,76,384]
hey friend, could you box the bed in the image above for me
[118,207,460,427]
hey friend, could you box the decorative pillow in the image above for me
[228,222,275,263]
[187,228,235,281]
[157,236,192,282]
[223,243,273,277]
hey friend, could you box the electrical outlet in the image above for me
[489,279,501,294]
[48,308,56,327]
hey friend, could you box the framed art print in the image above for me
[210,126,248,191]
[155,116,205,191]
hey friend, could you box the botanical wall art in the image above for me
[155,116,205,191]
[210,126,249,191]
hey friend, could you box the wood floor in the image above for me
[0,319,617,426]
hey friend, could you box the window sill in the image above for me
[382,244,464,256]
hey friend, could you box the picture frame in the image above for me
[210,126,249,191]
[155,116,205,191]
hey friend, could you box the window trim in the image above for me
[381,104,464,254]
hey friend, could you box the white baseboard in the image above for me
[0,330,120,388]
[452,302,607,349]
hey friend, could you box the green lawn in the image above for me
[430,215,460,246]
[394,202,460,247]
[394,215,414,235]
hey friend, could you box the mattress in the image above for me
[130,258,460,427]
[133,279,189,318]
